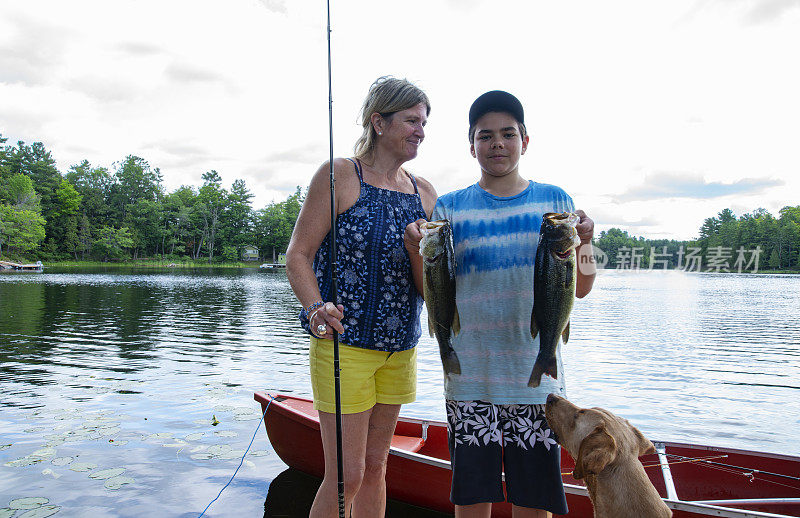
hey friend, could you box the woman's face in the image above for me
[378,102,427,162]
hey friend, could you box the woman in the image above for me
[285,76,437,517]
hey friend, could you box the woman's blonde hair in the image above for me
[353,76,431,160]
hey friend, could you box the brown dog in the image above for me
[545,394,672,518]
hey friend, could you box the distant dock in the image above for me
[0,260,44,271]
[259,263,286,270]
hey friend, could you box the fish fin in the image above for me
[427,314,436,338]
[562,321,570,345]
[530,312,539,339]
[442,349,461,375]
[452,305,461,337]
[528,358,558,387]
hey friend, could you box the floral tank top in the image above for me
[303,159,426,351]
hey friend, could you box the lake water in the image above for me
[1,268,799,517]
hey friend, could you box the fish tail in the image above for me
[442,349,462,375]
[528,358,558,387]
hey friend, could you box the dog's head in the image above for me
[545,394,655,480]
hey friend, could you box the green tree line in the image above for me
[594,206,800,272]
[0,133,304,262]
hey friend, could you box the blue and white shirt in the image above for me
[432,181,574,404]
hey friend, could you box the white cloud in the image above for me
[1,0,799,239]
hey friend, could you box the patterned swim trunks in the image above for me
[445,400,569,513]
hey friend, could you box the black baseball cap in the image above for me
[468,90,525,128]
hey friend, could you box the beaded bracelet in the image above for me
[304,300,324,315]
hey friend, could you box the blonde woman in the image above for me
[286,76,436,517]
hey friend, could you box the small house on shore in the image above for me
[241,245,259,262]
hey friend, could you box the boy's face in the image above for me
[470,111,529,179]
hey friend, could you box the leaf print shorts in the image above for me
[445,400,568,513]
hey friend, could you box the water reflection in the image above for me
[263,468,450,518]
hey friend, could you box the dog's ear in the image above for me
[629,422,655,456]
[573,425,616,479]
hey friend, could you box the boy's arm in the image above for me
[575,209,596,298]
[405,219,426,295]
[406,177,438,296]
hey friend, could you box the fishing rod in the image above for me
[326,0,346,516]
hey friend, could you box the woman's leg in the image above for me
[310,408,373,518]
[350,403,401,517]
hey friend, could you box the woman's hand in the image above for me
[309,302,345,338]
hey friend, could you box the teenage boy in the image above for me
[405,90,596,517]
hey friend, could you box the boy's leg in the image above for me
[455,503,492,518]
[510,506,550,518]
[500,404,568,515]
[446,400,505,507]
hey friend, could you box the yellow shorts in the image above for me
[309,337,417,414]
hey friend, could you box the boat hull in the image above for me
[255,392,800,518]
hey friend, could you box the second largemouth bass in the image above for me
[528,212,580,387]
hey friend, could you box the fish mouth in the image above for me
[421,220,448,232]
[553,249,574,260]
[544,212,579,227]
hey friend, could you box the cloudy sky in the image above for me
[1,0,799,240]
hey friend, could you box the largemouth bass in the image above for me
[528,212,581,387]
[420,220,461,375]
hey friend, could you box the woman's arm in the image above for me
[286,159,357,335]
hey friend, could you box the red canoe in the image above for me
[255,392,800,517]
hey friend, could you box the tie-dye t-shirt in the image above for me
[431,181,574,404]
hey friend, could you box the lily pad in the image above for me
[69,462,97,472]
[30,448,57,459]
[4,457,43,468]
[190,453,214,460]
[51,457,73,466]
[207,444,231,456]
[234,414,260,421]
[9,497,49,509]
[162,440,188,448]
[217,449,246,460]
[96,426,122,437]
[103,476,134,490]
[214,431,238,438]
[0,444,11,451]
[109,440,129,447]
[89,468,126,480]
[248,450,269,457]
[18,506,61,518]
[184,433,204,441]
[0,508,16,518]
